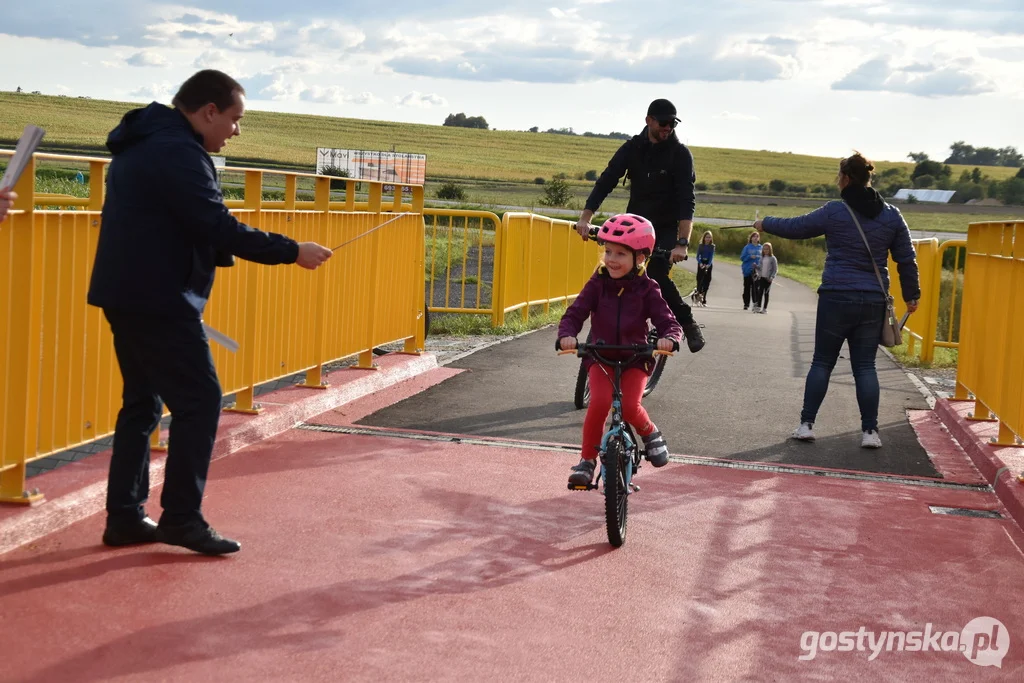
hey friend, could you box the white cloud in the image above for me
[715,111,760,121]
[832,57,996,96]
[346,91,381,105]
[126,50,168,67]
[129,81,175,101]
[194,49,243,73]
[397,91,448,107]
[301,85,346,104]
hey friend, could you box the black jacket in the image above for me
[585,127,696,235]
[87,103,299,318]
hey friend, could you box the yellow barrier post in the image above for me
[405,188,426,354]
[302,176,333,389]
[0,155,44,504]
[225,170,265,414]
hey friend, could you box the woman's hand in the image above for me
[906,300,919,314]
[559,336,577,351]
[0,189,17,224]
[656,338,674,352]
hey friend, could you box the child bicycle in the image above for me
[560,341,673,547]
[572,226,680,409]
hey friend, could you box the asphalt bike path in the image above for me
[361,259,935,477]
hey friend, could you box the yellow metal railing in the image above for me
[0,151,425,503]
[953,221,1024,448]
[889,238,967,364]
[495,212,601,326]
[423,209,501,316]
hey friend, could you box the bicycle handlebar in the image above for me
[584,225,686,261]
[558,342,673,363]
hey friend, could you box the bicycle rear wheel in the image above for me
[643,354,667,398]
[603,435,629,547]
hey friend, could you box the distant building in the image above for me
[892,189,956,204]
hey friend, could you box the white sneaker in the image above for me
[752,305,761,313]
[861,430,882,449]
[791,422,815,441]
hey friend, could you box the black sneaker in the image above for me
[102,516,159,547]
[642,430,670,467]
[156,522,241,555]
[681,322,705,353]
[567,458,596,488]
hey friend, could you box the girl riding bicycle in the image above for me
[557,214,683,488]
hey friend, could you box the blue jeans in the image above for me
[801,290,886,432]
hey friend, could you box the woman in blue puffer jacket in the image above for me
[754,152,920,449]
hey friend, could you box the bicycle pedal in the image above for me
[568,483,593,491]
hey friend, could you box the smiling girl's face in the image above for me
[603,243,642,279]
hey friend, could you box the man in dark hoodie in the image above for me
[89,69,333,555]
[575,98,704,353]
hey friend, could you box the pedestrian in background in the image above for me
[692,230,715,306]
[752,242,777,313]
[89,69,333,555]
[740,231,761,310]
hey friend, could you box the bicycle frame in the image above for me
[595,362,640,495]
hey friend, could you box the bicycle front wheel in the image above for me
[603,435,629,547]
[573,361,590,409]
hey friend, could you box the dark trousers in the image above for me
[753,279,772,309]
[104,310,223,527]
[800,291,886,432]
[645,254,695,325]
[742,275,756,308]
[695,264,713,295]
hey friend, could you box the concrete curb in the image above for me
[933,398,1024,531]
[0,353,439,556]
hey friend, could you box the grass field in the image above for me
[3,91,1020,188]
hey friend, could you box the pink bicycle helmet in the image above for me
[597,213,655,256]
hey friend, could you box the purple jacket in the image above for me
[557,268,683,375]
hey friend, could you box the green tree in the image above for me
[436,181,467,201]
[907,152,930,163]
[539,177,573,206]
[911,160,951,181]
[998,178,1024,205]
[443,113,489,129]
[972,168,984,183]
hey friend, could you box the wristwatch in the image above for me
[676,237,689,247]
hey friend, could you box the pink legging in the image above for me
[581,364,655,460]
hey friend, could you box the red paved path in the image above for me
[2,399,1023,681]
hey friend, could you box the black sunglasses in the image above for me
[656,118,678,129]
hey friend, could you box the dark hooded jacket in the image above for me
[584,128,696,250]
[761,185,921,302]
[87,102,299,318]
[557,267,683,376]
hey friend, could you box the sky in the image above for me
[2,0,1023,164]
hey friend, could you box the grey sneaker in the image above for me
[861,430,882,449]
[568,458,597,488]
[791,422,815,441]
[642,430,670,467]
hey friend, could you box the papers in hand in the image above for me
[202,323,240,353]
[1,125,46,191]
